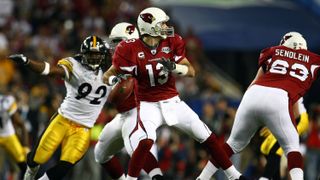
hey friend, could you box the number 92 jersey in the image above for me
[57,57,112,128]
[112,34,186,102]
[254,45,320,103]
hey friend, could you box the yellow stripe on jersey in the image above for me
[93,36,97,48]
[57,59,73,80]
[8,102,18,116]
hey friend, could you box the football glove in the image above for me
[8,54,29,65]
[158,57,176,72]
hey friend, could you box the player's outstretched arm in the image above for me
[8,54,66,78]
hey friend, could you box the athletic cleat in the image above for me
[23,165,40,180]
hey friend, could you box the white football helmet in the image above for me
[109,22,139,41]
[137,7,174,39]
[279,31,307,50]
[108,22,139,52]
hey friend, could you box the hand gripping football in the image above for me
[107,77,134,105]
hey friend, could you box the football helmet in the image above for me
[137,7,174,39]
[109,22,139,49]
[279,31,307,50]
[80,35,108,70]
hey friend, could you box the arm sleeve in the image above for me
[112,41,137,76]
[172,34,186,64]
[258,47,274,69]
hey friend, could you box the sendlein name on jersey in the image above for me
[275,49,309,63]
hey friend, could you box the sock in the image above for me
[38,173,49,180]
[149,168,163,178]
[117,174,126,180]
[259,177,269,180]
[102,156,125,179]
[197,160,218,180]
[143,151,163,177]
[287,151,303,170]
[47,161,73,180]
[126,175,138,180]
[262,153,281,179]
[289,168,303,180]
[223,166,241,180]
[128,139,153,177]
[203,134,232,169]
[223,143,235,157]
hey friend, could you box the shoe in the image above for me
[23,165,40,180]
[152,174,164,180]
[237,175,248,180]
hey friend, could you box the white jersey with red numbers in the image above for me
[57,57,112,128]
[0,95,18,137]
[112,34,186,102]
[254,45,320,103]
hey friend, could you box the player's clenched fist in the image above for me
[8,54,29,65]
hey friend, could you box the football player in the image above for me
[103,7,244,180]
[9,35,112,180]
[198,32,316,180]
[94,22,163,180]
[259,97,309,179]
[0,85,29,179]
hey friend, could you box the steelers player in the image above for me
[0,85,29,179]
[8,35,112,180]
[259,97,309,179]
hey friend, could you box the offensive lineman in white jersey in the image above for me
[8,35,112,180]
[94,22,163,180]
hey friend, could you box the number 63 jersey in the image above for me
[255,45,320,103]
[57,57,112,128]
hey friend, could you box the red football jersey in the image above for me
[254,45,320,103]
[113,34,186,102]
[116,92,136,113]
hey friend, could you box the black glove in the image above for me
[8,54,29,65]
[158,57,176,72]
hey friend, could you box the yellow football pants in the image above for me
[31,113,90,164]
[0,134,26,163]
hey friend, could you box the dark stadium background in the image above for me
[0,0,319,179]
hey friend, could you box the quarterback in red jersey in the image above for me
[198,32,318,180]
[104,7,244,180]
[94,22,163,180]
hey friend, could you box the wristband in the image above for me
[41,62,50,75]
[108,75,117,86]
[173,64,188,76]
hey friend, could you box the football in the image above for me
[107,77,134,105]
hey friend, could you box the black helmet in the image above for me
[80,36,108,70]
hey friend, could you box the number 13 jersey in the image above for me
[57,57,112,128]
[112,34,186,102]
[255,45,320,103]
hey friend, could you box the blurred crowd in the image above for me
[0,0,319,180]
